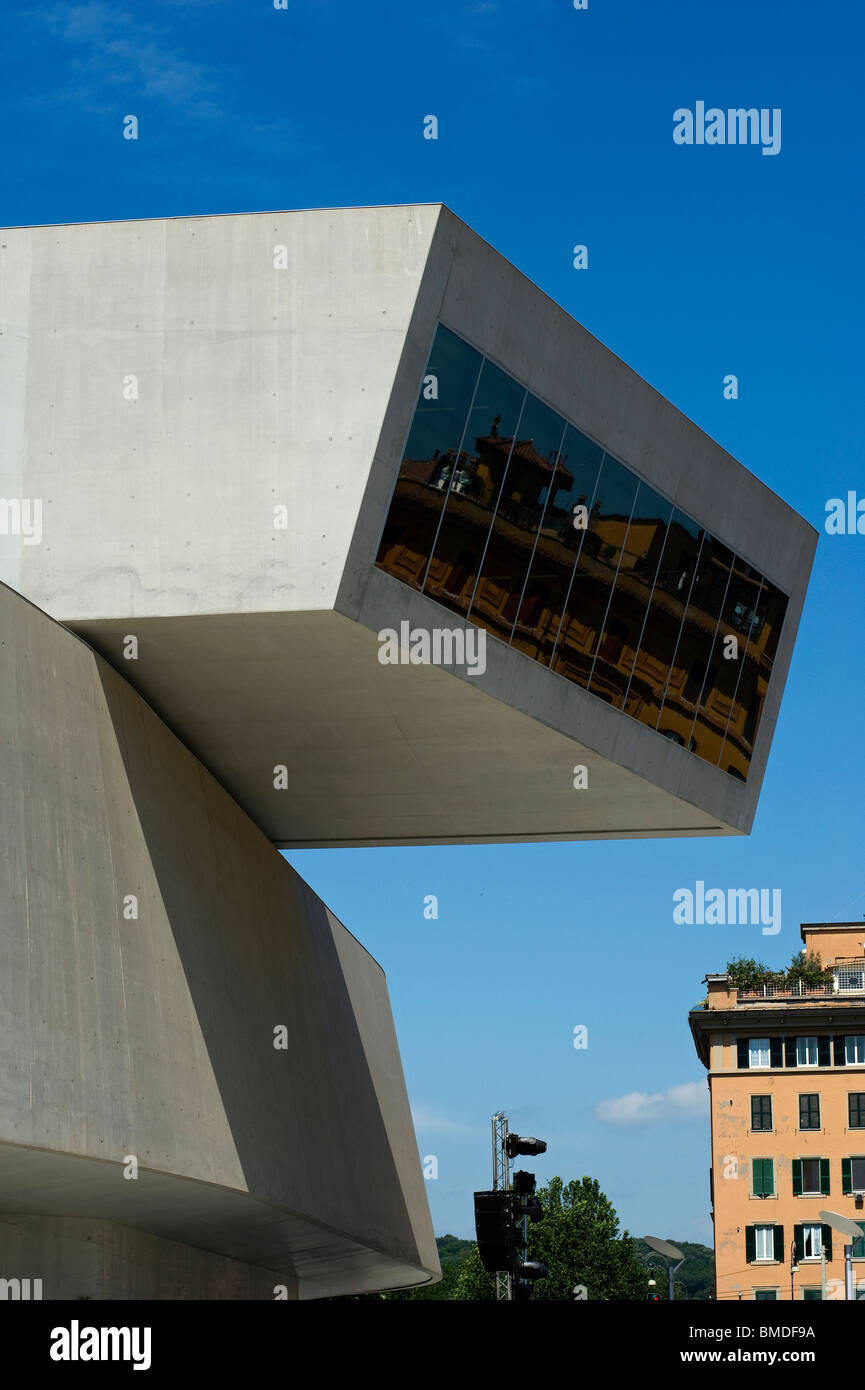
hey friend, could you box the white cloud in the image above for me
[595,1081,707,1127]
[411,1105,485,1138]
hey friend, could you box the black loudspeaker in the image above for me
[473,1191,519,1273]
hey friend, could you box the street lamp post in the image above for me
[819,1210,863,1302]
[644,1236,685,1301]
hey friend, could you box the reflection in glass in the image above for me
[468,393,567,643]
[509,424,605,663]
[550,455,639,687]
[586,482,674,708]
[657,538,733,755]
[691,556,763,769]
[720,576,787,775]
[622,511,703,731]
[423,359,526,616]
[375,325,482,590]
[374,322,790,783]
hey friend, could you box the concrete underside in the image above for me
[71,608,735,845]
[0,581,439,1298]
[0,1213,300,1301]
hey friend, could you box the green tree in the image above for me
[726,956,777,991]
[527,1176,648,1300]
[785,950,831,989]
[453,1175,648,1301]
[453,1242,496,1300]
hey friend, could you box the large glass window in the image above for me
[657,537,732,756]
[422,358,526,617]
[586,481,674,709]
[624,510,703,736]
[376,326,482,591]
[468,394,567,644]
[375,323,789,780]
[797,1037,819,1067]
[846,1036,865,1065]
[510,423,604,664]
[720,576,787,773]
[550,455,639,688]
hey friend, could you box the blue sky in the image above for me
[4,0,863,1247]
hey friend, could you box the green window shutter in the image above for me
[746,1226,756,1263]
[737,1039,749,1069]
[785,1036,797,1067]
[793,1224,804,1261]
[792,1158,803,1196]
[753,1158,772,1196]
[773,1225,784,1262]
[822,1225,833,1262]
[770,1037,783,1068]
[834,1034,846,1066]
[818,1036,831,1067]
[820,1158,830,1195]
[843,1157,853,1195]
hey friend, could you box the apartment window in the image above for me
[754,1289,777,1300]
[846,1036,865,1065]
[752,1158,775,1197]
[747,1224,782,1263]
[852,1223,865,1260]
[799,1093,821,1130]
[749,1038,771,1069]
[836,966,865,993]
[800,1224,824,1259]
[802,1288,822,1301]
[849,1093,865,1129]
[792,1157,829,1197]
[842,1156,865,1194]
[751,1095,773,1131]
[797,1037,819,1067]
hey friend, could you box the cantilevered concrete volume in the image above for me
[0,206,815,1298]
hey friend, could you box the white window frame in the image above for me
[749,1038,771,1069]
[796,1036,819,1067]
[846,1035,865,1066]
[754,1225,776,1261]
[802,1224,823,1259]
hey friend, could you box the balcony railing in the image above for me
[739,965,865,1002]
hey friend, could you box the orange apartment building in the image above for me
[691,922,865,1301]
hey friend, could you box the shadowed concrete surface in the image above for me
[0,580,439,1298]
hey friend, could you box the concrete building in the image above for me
[0,205,816,1297]
[691,925,865,1301]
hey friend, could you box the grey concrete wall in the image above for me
[0,206,439,618]
[0,578,438,1296]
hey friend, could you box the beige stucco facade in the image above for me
[693,924,865,1301]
